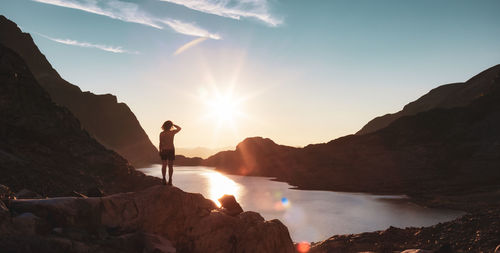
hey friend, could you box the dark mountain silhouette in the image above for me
[177,146,232,159]
[357,65,499,135]
[203,137,298,177]
[0,15,159,167]
[0,44,157,196]
[205,65,500,195]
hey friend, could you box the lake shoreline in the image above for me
[204,166,499,212]
[140,166,468,242]
[170,165,500,251]
[309,207,500,253]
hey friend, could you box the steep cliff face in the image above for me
[205,65,500,195]
[356,64,500,135]
[1,185,295,253]
[0,15,159,167]
[0,44,157,196]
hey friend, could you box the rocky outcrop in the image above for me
[1,185,294,253]
[0,15,159,167]
[356,65,500,135]
[0,44,157,196]
[309,208,500,253]
[203,137,298,177]
[218,194,244,216]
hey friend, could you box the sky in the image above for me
[2,0,500,150]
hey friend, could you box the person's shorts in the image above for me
[159,149,175,161]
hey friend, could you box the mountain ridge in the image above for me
[0,44,158,196]
[205,64,500,196]
[356,64,500,135]
[0,15,159,167]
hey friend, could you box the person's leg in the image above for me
[167,160,174,185]
[161,160,167,185]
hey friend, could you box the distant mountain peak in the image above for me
[356,64,500,135]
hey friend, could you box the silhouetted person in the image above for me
[159,120,181,185]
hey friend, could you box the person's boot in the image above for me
[168,178,172,186]
[162,178,167,185]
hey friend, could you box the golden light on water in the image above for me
[203,171,240,207]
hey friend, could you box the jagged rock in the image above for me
[6,185,294,253]
[15,189,43,199]
[218,194,243,216]
[310,209,500,253]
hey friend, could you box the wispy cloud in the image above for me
[161,20,220,40]
[36,32,138,54]
[174,37,208,55]
[32,0,221,39]
[159,0,282,26]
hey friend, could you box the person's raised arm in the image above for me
[173,124,182,134]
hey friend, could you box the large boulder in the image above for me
[218,194,244,216]
[6,185,294,253]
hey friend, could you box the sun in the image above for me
[210,94,238,123]
[199,87,245,128]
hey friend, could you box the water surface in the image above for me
[139,166,463,242]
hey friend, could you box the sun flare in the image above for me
[199,87,246,129]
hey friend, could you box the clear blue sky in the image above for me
[2,0,500,149]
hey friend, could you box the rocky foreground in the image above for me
[309,209,500,253]
[307,187,500,253]
[0,185,294,253]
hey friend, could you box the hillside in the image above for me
[0,44,157,196]
[356,65,500,135]
[0,15,159,167]
[203,137,298,177]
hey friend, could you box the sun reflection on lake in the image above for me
[202,171,240,207]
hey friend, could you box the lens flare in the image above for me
[297,241,311,253]
[273,196,291,211]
